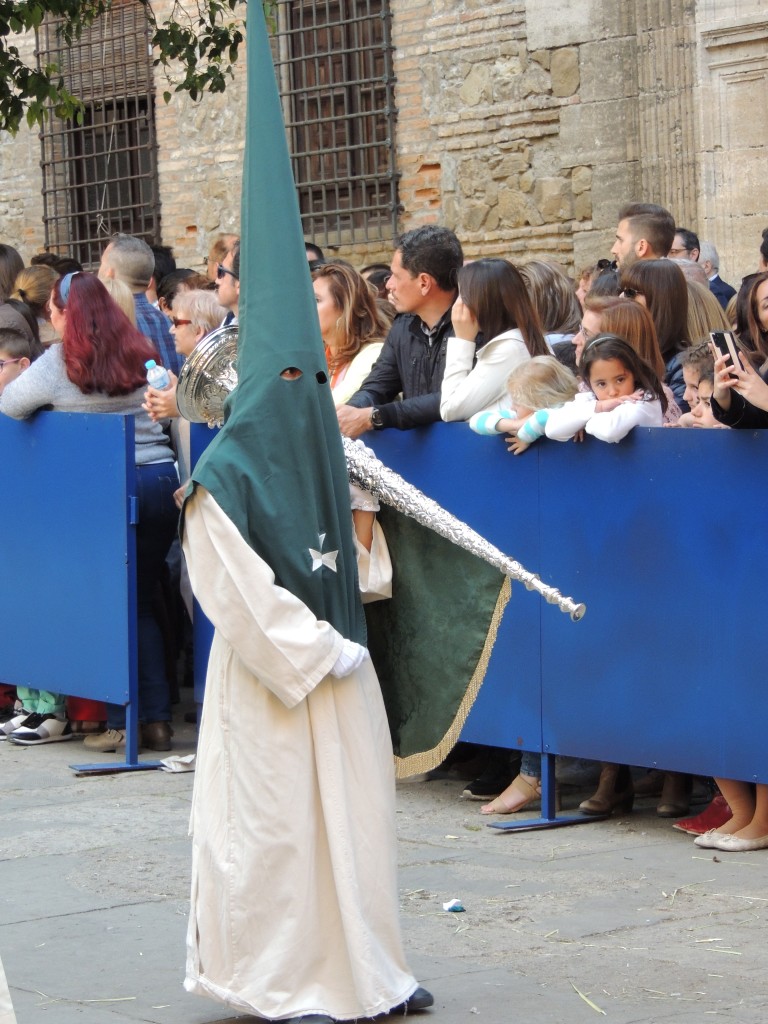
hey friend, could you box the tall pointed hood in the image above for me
[189,6,365,645]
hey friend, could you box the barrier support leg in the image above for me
[488,753,609,832]
[68,702,163,776]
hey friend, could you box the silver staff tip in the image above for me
[568,602,587,622]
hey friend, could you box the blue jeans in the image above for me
[108,461,179,729]
[521,751,542,779]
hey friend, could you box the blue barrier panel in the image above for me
[370,424,768,786]
[189,421,768,788]
[0,413,140,765]
[538,428,768,784]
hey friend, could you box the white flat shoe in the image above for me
[712,833,768,852]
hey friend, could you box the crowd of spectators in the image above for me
[1,205,766,852]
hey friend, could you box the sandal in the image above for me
[480,773,541,815]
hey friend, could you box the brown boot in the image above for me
[142,721,173,752]
[656,772,692,817]
[579,763,634,816]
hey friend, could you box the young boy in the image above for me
[0,328,33,395]
[678,340,713,416]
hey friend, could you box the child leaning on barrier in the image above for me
[542,334,666,444]
[468,354,578,449]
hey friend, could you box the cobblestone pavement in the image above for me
[1,712,766,1024]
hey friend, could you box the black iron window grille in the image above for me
[273,0,398,248]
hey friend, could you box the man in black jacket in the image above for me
[336,225,463,437]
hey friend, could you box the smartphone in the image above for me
[710,330,741,374]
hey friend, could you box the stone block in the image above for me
[497,189,544,228]
[589,160,641,231]
[579,37,638,104]
[571,165,592,194]
[460,64,492,106]
[551,48,580,97]
[559,99,635,168]
[526,0,631,50]
[533,177,574,220]
[464,203,491,232]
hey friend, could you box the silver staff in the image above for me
[343,438,586,621]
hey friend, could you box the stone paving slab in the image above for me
[2,721,766,1024]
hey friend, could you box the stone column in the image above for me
[633,0,699,229]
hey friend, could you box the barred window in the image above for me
[273,0,398,249]
[37,1,160,268]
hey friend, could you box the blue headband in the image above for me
[58,271,80,307]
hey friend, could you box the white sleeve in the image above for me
[355,520,393,603]
[440,334,530,422]
[182,488,345,708]
[543,394,596,441]
[585,398,663,442]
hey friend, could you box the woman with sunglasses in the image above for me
[619,259,690,409]
[0,272,179,751]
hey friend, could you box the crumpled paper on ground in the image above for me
[159,754,196,773]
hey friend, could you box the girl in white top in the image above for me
[440,258,549,421]
[543,334,666,442]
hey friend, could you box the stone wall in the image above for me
[0,1,766,280]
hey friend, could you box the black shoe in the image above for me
[389,986,434,1014]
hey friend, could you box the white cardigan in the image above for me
[544,391,663,442]
[440,328,530,422]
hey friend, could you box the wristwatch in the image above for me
[370,408,385,429]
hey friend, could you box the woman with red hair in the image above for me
[0,272,178,750]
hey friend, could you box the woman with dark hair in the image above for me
[619,258,690,408]
[0,272,178,751]
[0,244,24,303]
[440,257,548,421]
[313,262,394,406]
[742,270,768,369]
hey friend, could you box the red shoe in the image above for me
[672,794,732,835]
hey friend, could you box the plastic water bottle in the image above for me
[145,359,171,391]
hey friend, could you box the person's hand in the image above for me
[337,405,374,438]
[710,344,737,408]
[506,436,530,455]
[594,397,623,413]
[729,353,768,412]
[173,484,186,510]
[451,296,480,342]
[143,373,179,421]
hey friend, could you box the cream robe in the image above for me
[182,489,417,1021]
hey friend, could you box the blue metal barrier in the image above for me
[367,424,768,791]
[189,421,768,816]
[0,412,150,772]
